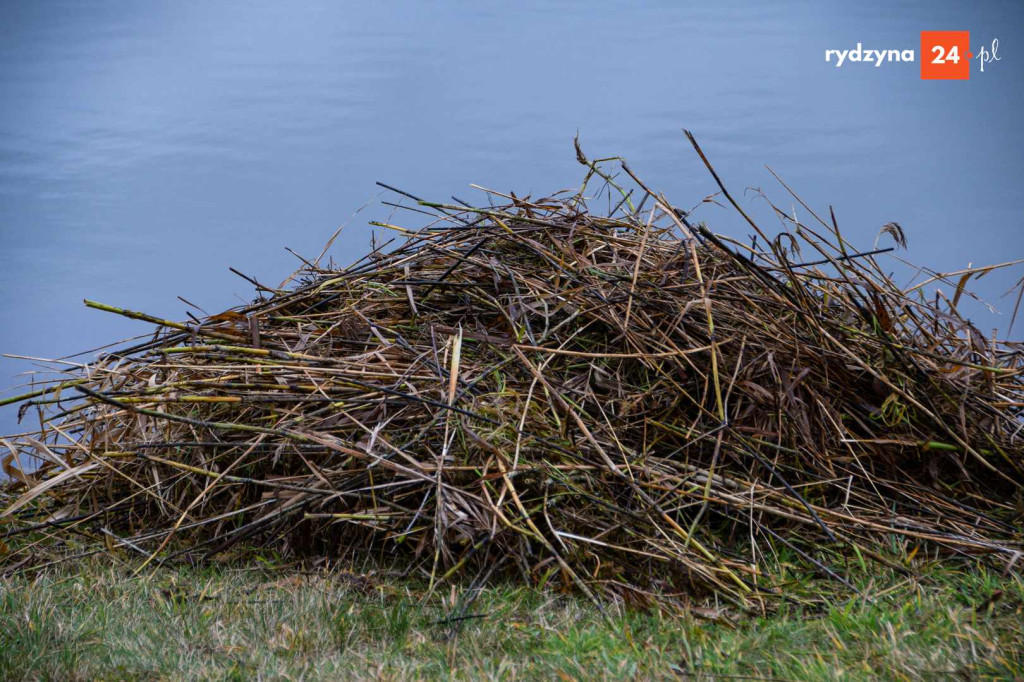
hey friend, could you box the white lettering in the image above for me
[825,44,919,68]
[977,38,1000,73]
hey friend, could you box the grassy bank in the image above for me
[2,142,1023,680]
[2,557,1022,680]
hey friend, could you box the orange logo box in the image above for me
[921,31,970,80]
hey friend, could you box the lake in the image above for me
[1,0,1022,435]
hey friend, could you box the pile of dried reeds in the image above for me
[3,134,1023,607]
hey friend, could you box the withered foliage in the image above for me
[3,136,1022,608]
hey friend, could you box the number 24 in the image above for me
[932,45,961,64]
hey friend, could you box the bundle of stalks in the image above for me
[2,134,1023,608]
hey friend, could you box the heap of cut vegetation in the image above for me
[2,133,1023,608]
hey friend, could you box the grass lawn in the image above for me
[1,555,1022,681]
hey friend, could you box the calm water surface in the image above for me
[1,1,1022,434]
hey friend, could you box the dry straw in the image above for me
[2,133,1022,608]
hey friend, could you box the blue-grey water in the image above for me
[1,1,1022,436]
